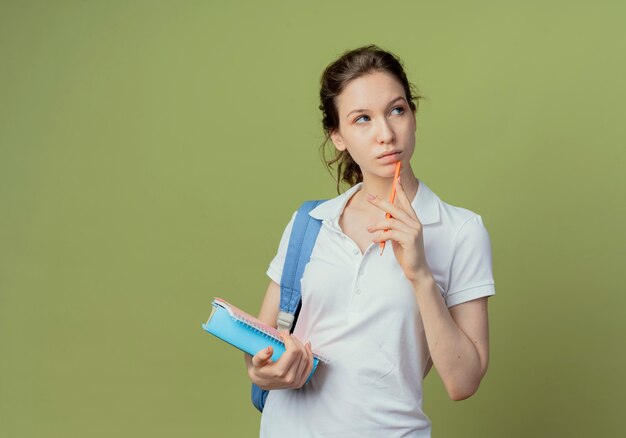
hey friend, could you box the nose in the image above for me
[376,118,395,144]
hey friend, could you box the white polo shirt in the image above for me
[261,178,495,438]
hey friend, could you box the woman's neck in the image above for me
[350,164,419,214]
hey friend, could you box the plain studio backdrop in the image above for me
[1,1,624,437]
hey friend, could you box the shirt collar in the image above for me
[309,178,441,226]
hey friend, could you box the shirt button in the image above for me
[352,248,359,255]
[355,289,362,295]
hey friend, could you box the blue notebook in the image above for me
[202,298,329,381]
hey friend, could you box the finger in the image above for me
[294,342,312,387]
[281,331,304,351]
[278,332,305,369]
[366,194,414,225]
[371,230,405,245]
[367,218,414,235]
[293,347,310,387]
[252,346,274,368]
[280,333,308,386]
[395,177,419,221]
[298,341,314,384]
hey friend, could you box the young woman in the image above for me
[244,45,496,437]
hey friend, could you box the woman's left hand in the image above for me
[366,178,432,283]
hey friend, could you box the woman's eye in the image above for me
[391,106,405,115]
[354,115,370,124]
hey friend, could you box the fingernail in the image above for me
[266,347,271,354]
[367,194,376,200]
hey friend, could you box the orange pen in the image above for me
[380,161,402,256]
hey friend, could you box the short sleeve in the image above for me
[444,214,496,307]
[266,211,298,285]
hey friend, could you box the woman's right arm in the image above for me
[256,280,281,328]
[243,280,314,390]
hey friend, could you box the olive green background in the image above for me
[1,1,624,437]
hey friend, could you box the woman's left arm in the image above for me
[411,274,489,401]
[367,179,490,401]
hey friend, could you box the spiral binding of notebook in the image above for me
[202,297,329,368]
[216,297,284,342]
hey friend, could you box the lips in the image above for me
[377,151,401,159]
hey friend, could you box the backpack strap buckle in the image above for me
[276,311,295,333]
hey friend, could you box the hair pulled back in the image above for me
[319,44,423,193]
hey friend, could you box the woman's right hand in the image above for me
[245,331,314,390]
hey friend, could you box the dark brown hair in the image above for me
[319,44,423,193]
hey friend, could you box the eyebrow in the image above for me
[345,96,407,120]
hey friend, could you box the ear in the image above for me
[330,130,346,152]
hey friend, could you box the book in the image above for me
[202,298,329,381]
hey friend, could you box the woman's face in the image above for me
[330,71,416,180]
